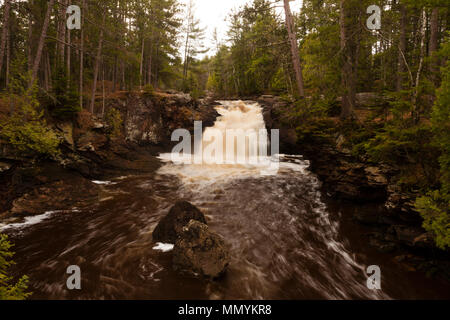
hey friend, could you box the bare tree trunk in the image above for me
[0,0,11,77]
[339,0,355,120]
[183,35,190,81]
[44,48,50,91]
[412,9,427,123]
[140,37,144,88]
[121,61,125,91]
[67,28,71,82]
[113,55,117,92]
[28,0,34,72]
[102,60,105,118]
[80,0,85,108]
[397,4,407,91]
[90,13,106,113]
[283,0,305,98]
[46,49,52,90]
[429,7,439,86]
[30,0,55,88]
[58,0,68,66]
[154,39,160,88]
[5,19,10,87]
[183,1,191,82]
[148,38,153,85]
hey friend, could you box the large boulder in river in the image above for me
[173,220,230,278]
[152,201,207,243]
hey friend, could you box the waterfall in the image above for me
[160,100,279,175]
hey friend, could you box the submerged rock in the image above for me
[173,220,230,278]
[152,201,207,243]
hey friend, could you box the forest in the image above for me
[0,0,449,300]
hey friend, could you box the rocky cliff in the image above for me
[0,91,219,218]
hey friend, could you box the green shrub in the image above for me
[0,234,31,300]
[105,108,123,138]
[48,68,81,120]
[416,191,450,250]
[415,36,450,250]
[0,75,60,158]
[142,84,155,97]
[364,124,437,166]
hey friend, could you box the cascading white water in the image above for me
[157,101,390,299]
[200,100,269,165]
[4,100,447,299]
[3,100,398,300]
[160,100,279,177]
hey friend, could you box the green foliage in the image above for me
[430,36,450,194]
[300,25,340,97]
[416,191,450,250]
[0,62,60,158]
[48,68,81,120]
[105,108,123,138]
[205,0,287,97]
[365,124,435,165]
[415,36,450,249]
[143,84,155,97]
[270,68,288,94]
[0,234,31,300]
[284,99,337,143]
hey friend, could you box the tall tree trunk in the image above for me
[148,38,153,85]
[28,0,34,72]
[397,4,407,91]
[67,28,71,83]
[412,9,427,123]
[30,0,55,88]
[58,0,68,66]
[121,61,125,91]
[0,0,11,77]
[44,48,50,91]
[154,38,160,88]
[183,1,191,82]
[5,19,10,87]
[80,0,85,109]
[140,37,144,88]
[339,0,355,120]
[283,0,305,98]
[102,60,105,118]
[183,34,190,81]
[46,49,52,90]
[90,13,106,113]
[429,7,439,86]
[113,55,117,92]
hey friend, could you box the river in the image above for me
[1,101,449,300]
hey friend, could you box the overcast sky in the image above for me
[179,0,304,57]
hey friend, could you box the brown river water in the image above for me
[1,101,449,300]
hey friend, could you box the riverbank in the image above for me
[258,94,450,280]
[1,92,448,288]
[0,91,217,220]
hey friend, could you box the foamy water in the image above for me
[1,101,445,299]
[156,101,390,299]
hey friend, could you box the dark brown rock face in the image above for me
[104,92,219,147]
[152,201,207,243]
[173,220,230,278]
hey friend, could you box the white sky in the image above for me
[179,0,304,57]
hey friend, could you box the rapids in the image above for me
[2,101,449,299]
